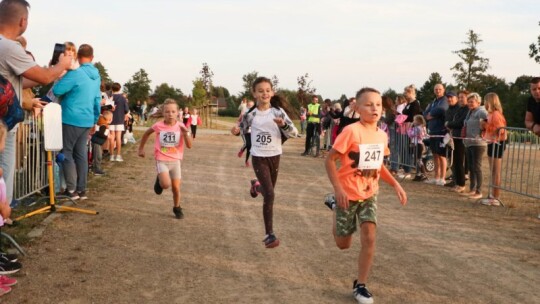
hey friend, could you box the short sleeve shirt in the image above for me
[152,121,185,161]
[527,96,540,124]
[332,123,389,201]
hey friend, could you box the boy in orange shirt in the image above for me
[325,88,407,304]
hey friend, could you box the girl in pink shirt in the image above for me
[138,99,192,219]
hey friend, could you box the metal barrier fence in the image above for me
[13,112,48,200]
[492,127,540,201]
[388,123,419,175]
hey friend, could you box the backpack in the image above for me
[0,74,24,130]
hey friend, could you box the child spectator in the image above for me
[0,121,21,293]
[138,99,192,219]
[91,111,112,176]
[110,83,129,162]
[325,88,407,304]
[408,114,428,181]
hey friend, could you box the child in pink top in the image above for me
[138,99,193,219]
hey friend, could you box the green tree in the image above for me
[124,68,151,106]
[529,21,540,64]
[200,63,214,98]
[297,73,316,107]
[94,62,112,84]
[277,88,301,119]
[152,83,184,104]
[239,71,259,99]
[212,86,230,99]
[192,78,207,106]
[451,30,490,91]
[417,72,445,108]
[382,88,397,101]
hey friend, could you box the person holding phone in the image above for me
[0,0,72,206]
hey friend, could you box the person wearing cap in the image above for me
[423,84,449,185]
[444,90,469,192]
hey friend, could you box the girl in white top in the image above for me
[235,77,298,248]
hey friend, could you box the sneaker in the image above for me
[62,190,80,200]
[237,149,244,158]
[301,151,308,156]
[110,155,117,161]
[444,181,456,187]
[424,178,436,184]
[154,176,163,195]
[115,155,124,162]
[435,179,446,186]
[263,234,280,248]
[353,280,374,304]
[78,191,88,200]
[324,193,336,210]
[0,253,17,263]
[93,170,105,176]
[469,192,482,199]
[480,198,501,206]
[0,285,11,296]
[0,275,17,286]
[173,207,184,219]
[0,260,21,275]
[452,186,466,193]
[250,179,260,198]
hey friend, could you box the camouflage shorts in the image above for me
[335,196,377,236]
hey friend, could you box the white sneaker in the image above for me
[110,155,117,161]
[353,280,373,304]
[116,155,124,162]
[435,179,446,186]
[424,178,436,184]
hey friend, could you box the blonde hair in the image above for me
[163,98,179,109]
[404,84,417,99]
[467,92,482,104]
[413,114,426,126]
[484,93,503,114]
[64,41,76,54]
[333,102,342,111]
[102,110,113,119]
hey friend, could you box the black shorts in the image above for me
[429,137,446,156]
[487,141,506,158]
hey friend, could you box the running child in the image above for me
[325,88,407,304]
[138,99,192,219]
[234,77,298,248]
[236,100,255,167]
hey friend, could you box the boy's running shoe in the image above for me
[353,280,374,304]
[263,234,280,248]
[173,207,184,219]
[324,193,336,210]
[0,253,17,263]
[154,176,163,195]
[249,179,260,198]
[0,261,21,275]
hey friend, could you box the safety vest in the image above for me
[307,103,320,123]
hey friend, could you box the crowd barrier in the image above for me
[13,112,48,200]
[492,127,540,202]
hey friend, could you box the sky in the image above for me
[22,0,540,100]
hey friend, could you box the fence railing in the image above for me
[13,112,48,200]
[492,127,540,201]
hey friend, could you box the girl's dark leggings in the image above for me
[252,155,280,235]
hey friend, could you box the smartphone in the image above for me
[50,43,66,65]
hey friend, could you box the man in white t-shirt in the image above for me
[0,0,72,205]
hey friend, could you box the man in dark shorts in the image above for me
[423,84,449,186]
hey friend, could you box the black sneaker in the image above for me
[0,260,21,275]
[249,179,260,198]
[352,280,373,304]
[62,190,80,200]
[301,151,308,156]
[93,170,105,176]
[263,234,280,248]
[444,181,456,187]
[0,253,17,263]
[154,176,163,195]
[412,175,423,182]
[173,207,184,219]
[78,191,88,200]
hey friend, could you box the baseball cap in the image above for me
[445,92,457,97]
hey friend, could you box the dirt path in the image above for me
[7,129,540,304]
